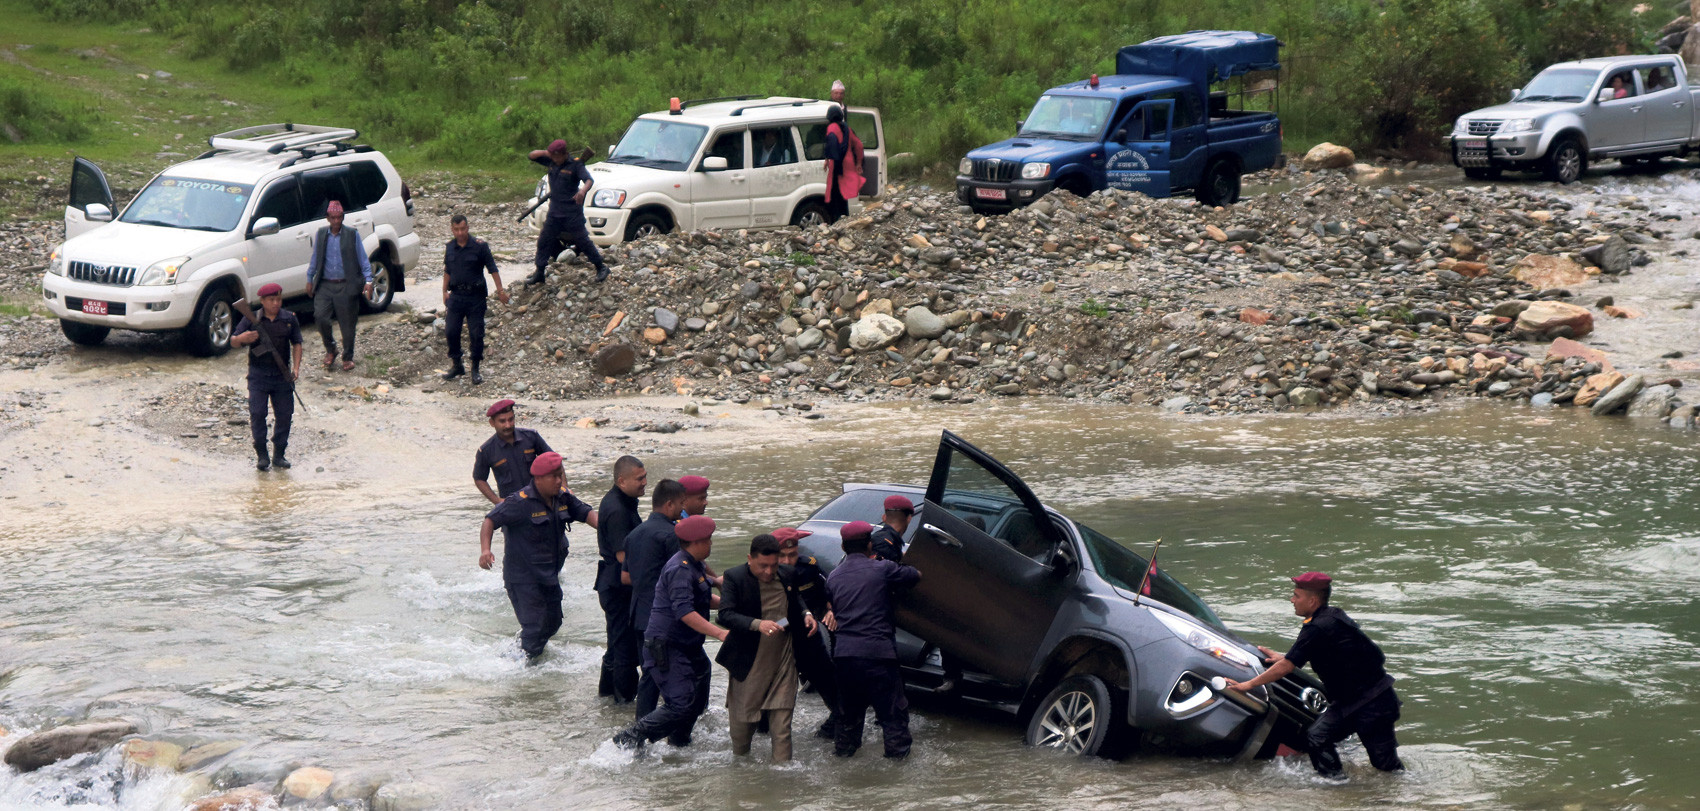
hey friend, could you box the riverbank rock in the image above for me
[282,767,334,802]
[903,306,947,339]
[3,720,137,772]
[1576,371,1627,408]
[177,741,247,772]
[1579,235,1631,274]
[1591,374,1646,415]
[189,788,277,811]
[120,739,182,774]
[1545,337,1612,370]
[372,781,444,811]
[1302,142,1355,170]
[1626,383,1677,418]
[591,343,637,377]
[1516,301,1594,339]
[849,313,904,352]
[1510,254,1593,289]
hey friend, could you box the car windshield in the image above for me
[1075,522,1223,628]
[1020,95,1114,139]
[119,176,253,232]
[606,119,709,171]
[1515,68,1600,102]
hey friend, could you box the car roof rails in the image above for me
[678,95,763,110]
[206,123,360,156]
[730,99,821,116]
[279,142,373,168]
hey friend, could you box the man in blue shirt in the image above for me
[478,451,599,660]
[527,139,611,285]
[826,520,922,759]
[612,515,727,750]
[304,200,373,372]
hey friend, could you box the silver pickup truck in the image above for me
[1449,54,1700,183]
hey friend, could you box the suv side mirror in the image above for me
[1115,128,1128,143]
[702,156,729,171]
[607,144,616,158]
[1509,89,1519,102]
[85,203,112,222]
[1597,88,1615,103]
[1016,119,1025,132]
[249,216,280,237]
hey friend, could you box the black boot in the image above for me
[254,442,271,472]
[443,359,465,381]
[470,362,483,385]
[595,265,611,283]
[526,270,546,285]
[272,442,291,469]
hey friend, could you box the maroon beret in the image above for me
[256,283,283,297]
[547,139,569,154]
[883,494,915,513]
[676,515,716,544]
[486,399,516,418]
[1292,572,1333,591]
[679,475,710,495]
[771,527,813,548]
[529,451,563,477]
[840,520,874,541]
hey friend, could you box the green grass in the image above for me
[1079,298,1110,318]
[0,300,40,318]
[788,252,817,266]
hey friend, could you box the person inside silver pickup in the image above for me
[1643,66,1675,93]
[1607,72,1634,100]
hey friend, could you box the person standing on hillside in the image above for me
[440,214,508,385]
[822,105,865,225]
[230,282,302,471]
[528,139,611,285]
[304,200,372,373]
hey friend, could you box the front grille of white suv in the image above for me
[68,261,139,286]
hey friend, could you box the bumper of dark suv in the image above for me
[955,175,1056,211]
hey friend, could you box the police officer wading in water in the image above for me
[441,214,509,385]
[529,139,611,285]
[621,478,688,720]
[1224,572,1405,780]
[479,451,599,661]
[613,515,725,750]
[474,399,555,504]
[827,520,922,759]
[595,455,647,703]
[231,283,303,471]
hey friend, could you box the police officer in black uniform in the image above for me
[479,451,599,660]
[1225,571,1405,780]
[612,515,726,750]
[473,399,555,504]
[596,455,647,703]
[528,139,611,285]
[231,282,303,472]
[440,214,509,385]
[774,526,843,739]
[621,478,688,719]
[870,494,914,563]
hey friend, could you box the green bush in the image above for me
[0,78,95,143]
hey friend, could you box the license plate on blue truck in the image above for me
[975,188,1007,200]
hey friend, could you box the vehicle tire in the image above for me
[1195,160,1242,206]
[625,210,670,242]
[185,286,235,357]
[1055,177,1093,199]
[1545,136,1586,184]
[1024,674,1118,757]
[1462,167,1503,181]
[60,319,109,347]
[360,259,396,314]
[789,199,829,229]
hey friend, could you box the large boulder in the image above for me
[1301,142,1356,170]
[848,314,905,352]
[1682,24,1700,69]
[591,343,638,377]
[1516,300,1594,338]
[1626,383,1677,418]
[3,720,137,772]
[1591,374,1646,415]
[1510,254,1594,289]
[282,767,335,802]
[903,306,947,339]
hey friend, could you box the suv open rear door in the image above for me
[847,107,887,199]
[66,157,115,240]
[896,430,1071,686]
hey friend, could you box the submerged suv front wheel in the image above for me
[1025,674,1119,757]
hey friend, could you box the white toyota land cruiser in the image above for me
[526,96,886,246]
[44,124,421,356]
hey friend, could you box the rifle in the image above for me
[231,298,311,416]
[516,147,596,223]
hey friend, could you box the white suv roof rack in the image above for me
[207,123,359,155]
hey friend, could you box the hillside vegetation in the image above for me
[2,0,1657,179]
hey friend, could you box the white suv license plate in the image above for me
[1460,139,1487,149]
[81,299,109,315]
[976,187,1008,200]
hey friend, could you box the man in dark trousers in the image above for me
[231,282,303,471]
[774,526,842,739]
[595,455,647,703]
[528,139,611,284]
[622,478,688,719]
[827,520,922,759]
[1225,572,1405,780]
[440,214,509,385]
[869,494,914,563]
[473,399,554,504]
[716,534,818,762]
[304,200,372,373]
[613,515,726,750]
[479,451,598,661]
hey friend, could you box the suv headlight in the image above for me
[591,188,626,208]
[1022,162,1052,180]
[1151,610,1259,670]
[48,248,65,276]
[535,178,548,200]
[137,255,189,286]
[958,157,973,176]
[1499,118,1536,134]
[1452,119,1471,136]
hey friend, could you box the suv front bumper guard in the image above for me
[1448,132,1541,170]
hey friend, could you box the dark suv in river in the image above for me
[794,431,1328,759]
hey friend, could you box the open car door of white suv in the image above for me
[847,107,887,199]
[66,157,116,240]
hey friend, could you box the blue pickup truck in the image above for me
[956,31,1283,213]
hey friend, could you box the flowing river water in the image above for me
[2,397,1697,810]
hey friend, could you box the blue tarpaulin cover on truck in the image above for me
[1116,30,1280,100]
